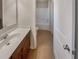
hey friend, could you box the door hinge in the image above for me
[72,50,76,55]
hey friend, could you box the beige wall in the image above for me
[36,0,50,31]
[18,0,34,27]
[18,0,37,49]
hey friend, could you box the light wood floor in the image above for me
[27,30,54,59]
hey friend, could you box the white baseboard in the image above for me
[36,24,50,31]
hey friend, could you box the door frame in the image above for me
[75,0,78,59]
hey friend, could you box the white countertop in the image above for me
[0,27,30,59]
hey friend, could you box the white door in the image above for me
[53,0,75,59]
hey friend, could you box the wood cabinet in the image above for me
[10,32,30,59]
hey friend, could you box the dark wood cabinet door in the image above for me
[11,51,22,59]
[22,33,30,59]
[23,38,30,54]
[22,38,30,59]
[10,45,23,59]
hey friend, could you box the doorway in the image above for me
[27,0,54,59]
[26,0,76,59]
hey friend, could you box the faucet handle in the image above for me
[0,34,8,40]
[3,34,8,39]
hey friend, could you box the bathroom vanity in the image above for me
[10,30,30,59]
[0,0,37,58]
[0,28,30,59]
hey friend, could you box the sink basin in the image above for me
[0,33,20,49]
[0,28,30,49]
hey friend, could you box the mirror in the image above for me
[0,0,17,30]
